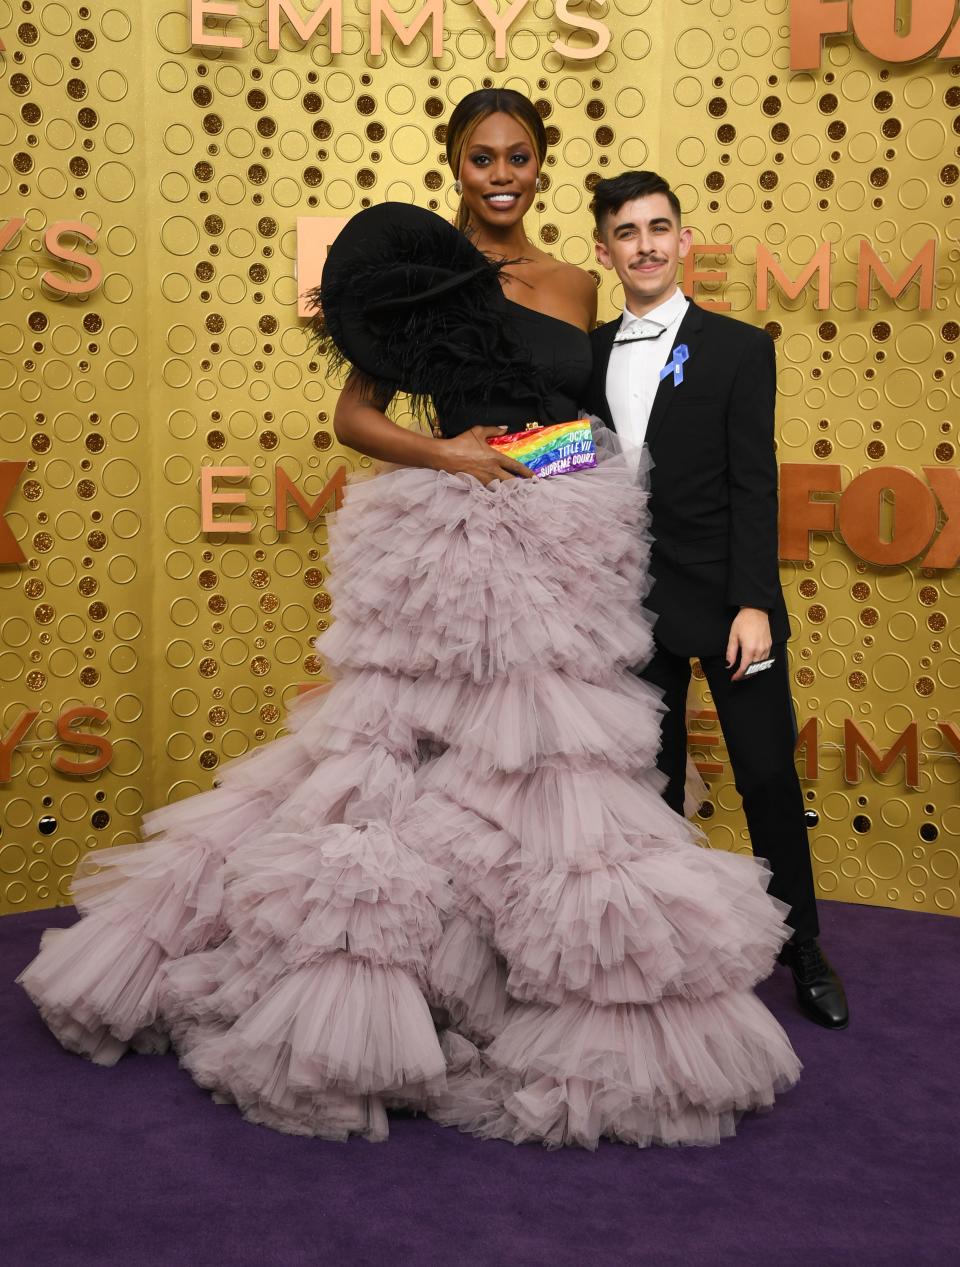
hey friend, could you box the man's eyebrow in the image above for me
[613,217,671,233]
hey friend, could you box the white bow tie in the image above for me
[612,324,669,346]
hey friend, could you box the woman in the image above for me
[19,89,800,1147]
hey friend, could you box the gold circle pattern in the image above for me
[0,3,956,920]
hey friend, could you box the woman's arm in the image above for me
[333,370,533,485]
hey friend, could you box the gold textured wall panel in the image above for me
[1,0,958,918]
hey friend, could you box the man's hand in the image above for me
[726,607,772,682]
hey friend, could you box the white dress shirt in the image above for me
[605,287,689,468]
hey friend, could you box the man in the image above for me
[584,170,848,1030]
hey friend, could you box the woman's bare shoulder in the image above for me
[505,250,598,329]
[564,260,599,298]
[546,259,598,325]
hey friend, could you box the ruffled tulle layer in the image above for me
[19,437,800,1147]
[434,988,799,1150]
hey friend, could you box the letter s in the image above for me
[42,221,102,295]
[53,706,113,776]
[552,0,610,59]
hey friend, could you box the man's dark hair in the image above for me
[590,171,683,234]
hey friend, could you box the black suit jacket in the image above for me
[585,300,791,657]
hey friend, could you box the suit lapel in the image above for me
[644,301,705,451]
[590,315,623,428]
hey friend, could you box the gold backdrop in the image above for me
[1,0,958,918]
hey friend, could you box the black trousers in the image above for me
[639,640,820,943]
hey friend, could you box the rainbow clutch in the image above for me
[485,420,597,478]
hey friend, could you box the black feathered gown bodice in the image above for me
[435,299,593,439]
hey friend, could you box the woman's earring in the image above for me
[453,179,462,195]
[535,176,542,192]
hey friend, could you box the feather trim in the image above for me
[304,220,551,424]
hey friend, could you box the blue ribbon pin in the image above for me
[659,344,689,387]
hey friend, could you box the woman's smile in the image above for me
[483,191,521,208]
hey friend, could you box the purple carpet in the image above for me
[1,900,956,1266]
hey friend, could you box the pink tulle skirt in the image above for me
[18,432,801,1147]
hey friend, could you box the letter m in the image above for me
[857,239,936,311]
[844,720,920,789]
[275,464,346,530]
[371,0,443,56]
[269,0,343,53]
[757,242,832,311]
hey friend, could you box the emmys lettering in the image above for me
[4,462,959,567]
[689,714,960,791]
[191,0,611,61]
[298,219,939,316]
[0,462,346,565]
[683,238,936,314]
[0,219,102,296]
[0,216,936,317]
[0,707,113,785]
[791,0,960,71]
[199,463,347,533]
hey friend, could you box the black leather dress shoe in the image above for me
[778,938,849,1030]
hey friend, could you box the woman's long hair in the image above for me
[445,88,548,232]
